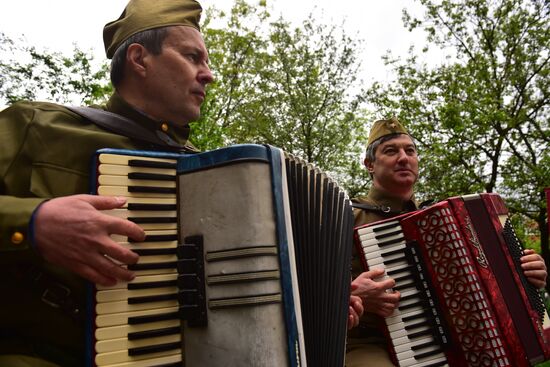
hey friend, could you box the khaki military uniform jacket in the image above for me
[346,187,418,365]
[0,94,192,366]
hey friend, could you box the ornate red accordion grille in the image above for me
[409,204,510,366]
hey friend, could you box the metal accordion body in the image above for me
[354,193,550,367]
[86,144,353,367]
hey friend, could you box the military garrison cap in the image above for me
[103,0,202,59]
[367,117,409,146]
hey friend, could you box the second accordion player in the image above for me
[354,193,550,367]
[87,144,354,367]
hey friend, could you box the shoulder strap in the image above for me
[351,202,402,216]
[419,199,436,209]
[66,106,192,152]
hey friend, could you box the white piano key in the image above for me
[122,197,177,206]
[98,164,176,177]
[119,239,178,247]
[360,234,405,248]
[98,186,176,198]
[399,354,448,367]
[399,287,421,299]
[96,306,179,328]
[365,256,386,267]
[413,355,448,367]
[95,319,181,340]
[392,278,416,290]
[387,308,425,326]
[96,286,179,303]
[359,235,406,249]
[97,273,178,291]
[391,325,431,347]
[103,209,178,219]
[363,240,406,255]
[393,336,433,354]
[131,254,178,264]
[100,353,182,367]
[96,299,179,315]
[95,347,182,365]
[363,246,405,261]
[111,229,177,243]
[132,267,178,277]
[367,257,409,270]
[357,221,400,236]
[95,333,181,354]
[132,222,178,231]
[98,153,177,165]
[388,316,428,333]
[98,175,176,188]
[395,349,416,361]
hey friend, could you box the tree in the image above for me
[1,2,372,196]
[195,0,370,193]
[0,32,111,106]
[366,0,550,264]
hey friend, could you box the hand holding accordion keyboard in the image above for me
[354,194,550,367]
[89,145,354,367]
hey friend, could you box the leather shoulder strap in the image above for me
[66,106,191,152]
[351,202,401,216]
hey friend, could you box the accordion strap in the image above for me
[352,199,435,216]
[67,106,196,152]
[351,202,402,216]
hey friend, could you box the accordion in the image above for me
[86,144,353,367]
[354,193,550,367]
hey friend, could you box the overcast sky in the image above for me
[1,0,431,84]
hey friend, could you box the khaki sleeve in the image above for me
[0,103,47,255]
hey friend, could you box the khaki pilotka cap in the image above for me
[103,0,203,59]
[367,117,410,146]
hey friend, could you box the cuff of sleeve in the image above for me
[0,196,47,252]
[29,199,50,250]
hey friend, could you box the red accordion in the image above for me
[354,193,550,367]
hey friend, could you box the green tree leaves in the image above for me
[0,32,111,105]
[194,0,369,192]
[367,0,549,258]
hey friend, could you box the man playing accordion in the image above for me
[346,117,547,366]
[0,1,213,365]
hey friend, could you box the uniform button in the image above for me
[11,231,24,245]
[160,123,169,132]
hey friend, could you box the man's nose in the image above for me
[396,149,409,162]
[199,64,214,85]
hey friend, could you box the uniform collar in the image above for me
[366,186,418,214]
[104,92,196,150]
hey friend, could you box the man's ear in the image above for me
[364,157,374,173]
[126,43,149,78]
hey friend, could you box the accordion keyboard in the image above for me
[94,153,183,367]
[356,220,448,367]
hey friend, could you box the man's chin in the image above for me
[394,176,416,187]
